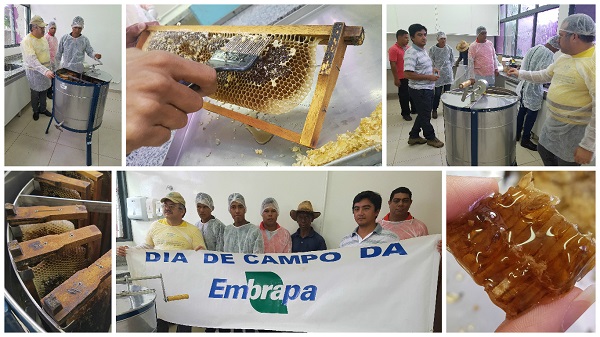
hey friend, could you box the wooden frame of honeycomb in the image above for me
[136,23,364,148]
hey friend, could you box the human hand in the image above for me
[469,78,475,85]
[495,285,595,332]
[44,70,55,79]
[574,146,593,164]
[429,74,440,81]
[433,68,440,76]
[436,239,442,254]
[446,175,498,221]
[495,69,499,76]
[506,68,519,77]
[126,21,159,48]
[117,245,129,256]
[126,48,217,154]
[95,53,102,59]
[394,78,399,87]
[195,245,206,251]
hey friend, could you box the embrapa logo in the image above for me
[208,271,317,314]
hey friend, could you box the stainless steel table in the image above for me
[162,5,382,166]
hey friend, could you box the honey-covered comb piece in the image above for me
[447,172,595,318]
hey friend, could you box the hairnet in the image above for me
[228,193,246,208]
[261,197,279,214]
[560,13,595,36]
[436,31,446,40]
[72,16,84,28]
[476,26,487,36]
[48,21,56,29]
[546,35,560,49]
[195,192,214,211]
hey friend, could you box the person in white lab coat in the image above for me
[21,15,54,120]
[514,36,559,151]
[56,16,101,73]
[429,31,454,119]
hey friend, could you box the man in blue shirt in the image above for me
[290,200,327,252]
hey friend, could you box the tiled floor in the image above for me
[386,97,544,166]
[5,90,122,166]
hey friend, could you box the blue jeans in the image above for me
[538,143,580,166]
[516,103,538,140]
[408,88,436,140]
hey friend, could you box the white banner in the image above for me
[126,234,441,332]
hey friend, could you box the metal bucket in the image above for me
[116,284,157,332]
[442,87,519,166]
[53,68,112,132]
[5,172,112,332]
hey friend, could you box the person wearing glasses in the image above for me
[21,15,54,121]
[116,191,206,256]
[508,14,595,166]
[116,191,205,332]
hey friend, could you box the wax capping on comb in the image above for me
[446,172,595,318]
[144,30,320,115]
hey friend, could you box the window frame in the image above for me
[496,4,560,59]
[116,171,133,242]
[4,4,30,47]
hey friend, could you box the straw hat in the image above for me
[290,201,321,221]
[456,40,469,52]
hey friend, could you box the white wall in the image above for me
[123,171,442,250]
[387,5,499,36]
[30,5,122,91]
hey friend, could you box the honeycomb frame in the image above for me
[137,23,365,148]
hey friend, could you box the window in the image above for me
[504,20,516,57]
[535,9,560,46]
[496,5,559,58]
[4,4,29,47]
[516,16,534,57]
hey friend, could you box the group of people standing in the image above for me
[116,187,438,332]
[21,15,101,120]
[388,24,501,150]
[117,187,435,258]
[390,13,595,166]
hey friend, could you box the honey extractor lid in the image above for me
[442,90,518,112]
[116,284,156,320]
[82,68,112,83]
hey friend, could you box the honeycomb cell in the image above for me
[447,172,596,318]
[32,246,89,298]
[19,220,75,241]
[145,31,320,115]
[40,183,81,199]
